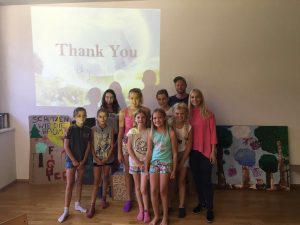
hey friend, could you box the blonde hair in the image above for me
[188,89,210,118]
[172,102,190,140]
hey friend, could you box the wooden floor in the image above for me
[0,182,300,225]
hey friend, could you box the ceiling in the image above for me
[0,0,130,6]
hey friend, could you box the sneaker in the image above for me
[137,210,144,221]
[143,211,151,223]
[101,199,109,209]
[86,206,95,218]
[123,200,132,212]
[206,210,214,223]
[192,204,202,214]
[178,207,186,218]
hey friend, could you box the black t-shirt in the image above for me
[65,124,91,162]
[169,94,189,106]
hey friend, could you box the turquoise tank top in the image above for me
[151,129,172,164]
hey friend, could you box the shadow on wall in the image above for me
[142,70,160,110]
[84,87,101,118]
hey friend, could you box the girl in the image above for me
[146,108,177,225]
[118,88,151,212]
[86,108,114,218]
[58,107,91,223]
[156,89,173,126]
[188,89,217,223]
[127,109,151,223]
[172,103,192,218]
[100,89,121,172]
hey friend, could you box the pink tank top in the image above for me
[124,108,134,135]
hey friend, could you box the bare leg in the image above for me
[101,165,111,208]
[150,172,160,225]
[160,173,170,225]
[178,167,187,208]
[123,155,132,201]
[58,168,75,223]
[74,166,87,212]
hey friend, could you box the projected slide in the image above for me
[31,6,160,107]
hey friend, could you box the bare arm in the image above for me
[104,128,115,163]
[170,128,178,179]
[178,127,192,170]
[64,138,78,167]
[145,133,153,173]
[209,144,217,164]
[117,109,125,163]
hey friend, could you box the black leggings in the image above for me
[190,150,214,210]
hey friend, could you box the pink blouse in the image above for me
[189,108,218,159]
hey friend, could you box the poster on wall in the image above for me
[213,125,290,191]
[29,115,70,184]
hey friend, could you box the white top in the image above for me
[175,123,191,152]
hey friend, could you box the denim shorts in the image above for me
[149,160,172,174]
[65,160,74,169]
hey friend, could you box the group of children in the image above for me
[58,84,218,225]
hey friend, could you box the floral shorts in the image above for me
[129,165,145,174]
[149,160,172,174]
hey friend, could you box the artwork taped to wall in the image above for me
[213,125,290,191]
[29,115,70,184]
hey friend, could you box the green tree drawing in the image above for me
[254,126,289,188]
[258,154,278,189]
[30,124,42,138]
[216,126,233,187]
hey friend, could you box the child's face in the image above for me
[75,111,86,127]
[190,91,202,107]
[135,112,146,127]
[97,112,108,127]
[105,92,114,105]
[152,112,165,128]
[129,92,141,108]
[174,108,186,123]
[156,94,168,108]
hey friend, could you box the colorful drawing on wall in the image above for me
[29,115,70,184]
[213,125,290,191]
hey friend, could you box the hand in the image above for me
[77,161,84,169]
[209,151,216,165]
[96,158,104,166]
[118,152,124,163]
[72,160,79,167]
[170,170,176,180]
[136,160,144,167]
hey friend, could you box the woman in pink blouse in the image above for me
[188,89,217,223]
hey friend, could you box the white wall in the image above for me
[0,128,16,189]
[1,0,300,183]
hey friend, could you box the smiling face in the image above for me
[190,90,202,107]
[174,108,187,123]
[156,94,169,108]
[75,110,87,127]
[152,111,166,129]
[135,112,146,127]
[97,111,108,127]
